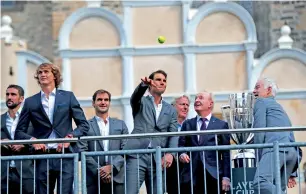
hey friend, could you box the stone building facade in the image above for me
[1,1,306,193]
[2,1,306,61]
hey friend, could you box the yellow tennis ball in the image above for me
[158,36,166,44]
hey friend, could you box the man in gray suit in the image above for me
[123,70,178,194]
[82,89,128,194]
[252,77,299,194]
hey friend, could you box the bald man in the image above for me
[178,91,231,194]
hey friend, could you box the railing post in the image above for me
[73,154,79,194]
[155,146,163,194]
[273,141,281,194]
[81,152,87,194]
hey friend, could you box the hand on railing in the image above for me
[1,138,11,150]
[31,137,47,152]
[161,153,173,168]
[179,153,190,163]
[287,176,297,188]
[56,134,72,152]
[10,144,25,152]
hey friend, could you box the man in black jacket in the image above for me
[1,85,34,194]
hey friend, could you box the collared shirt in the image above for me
[95,116,110,162]
[6,107,22,167]
[177,120,186,132]
[148,94,163,148]
[148,94,163,121]
[41,88,57,148]
[196,113,212,141]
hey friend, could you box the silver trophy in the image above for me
[221,92,256,168]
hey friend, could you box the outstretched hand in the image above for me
[141,77,156,87]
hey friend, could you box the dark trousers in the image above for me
[166,159,181,194]
[87,181,124,194]
[1,167,34,194]
[181,162,223,194]
[36,158,74,194]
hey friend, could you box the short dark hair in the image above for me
[92,89,111,102]
[148,70,167,80]
[7,85,24,97]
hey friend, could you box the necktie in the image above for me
[198,118,207,143]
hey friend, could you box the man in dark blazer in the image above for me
[1,85,34,194]
[252,77,299,194]
[14,63,89,194]
[166,95,190,194]
[179,91,231,194]
[123,70,178,194]
[81,89,128,194]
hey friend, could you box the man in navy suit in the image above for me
[15,63,89,194]
[179,91,231,194]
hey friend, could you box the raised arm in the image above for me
[130,82,148,117]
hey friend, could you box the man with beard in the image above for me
[1,85,34,194]
[179,91,231,194]
[81,89,128,194]
[123,70,178,194]
[166,95,190,194]
[252,77,300,194]
[14,63,89,194]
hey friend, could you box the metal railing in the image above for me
[1,126,305,194]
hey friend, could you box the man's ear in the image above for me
[267,86,272,95]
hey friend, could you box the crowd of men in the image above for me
[0,62,303,194]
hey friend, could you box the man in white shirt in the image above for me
[123,70,178,194]
[81,89,128,194]
[15,63,89,194]
[1,85,34,194]
[179,91,231,194]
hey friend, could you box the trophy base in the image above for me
[232,150,256,168]
[233,158,256,168]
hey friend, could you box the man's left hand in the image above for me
[222,179,231,191]
[100,165,112,178]
[287,176,297,188]
[11,144,25,152]
[161,153,173,169]
[56,134,73,152]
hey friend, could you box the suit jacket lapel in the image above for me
[199,116,217,145]
[157,101,167,125]
[108,118,117,151]
[53,89,65,124]
[206,116,217,130]
[1,113,12,140]
[90,118,104,150]
[146,96,157,123]
[36,92,51,125]
[190,117,199,146]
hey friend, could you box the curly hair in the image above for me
[34,63,63,88]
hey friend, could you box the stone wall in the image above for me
[2,1,305,61]
[1,1,53,60]
[270,1,306,50]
